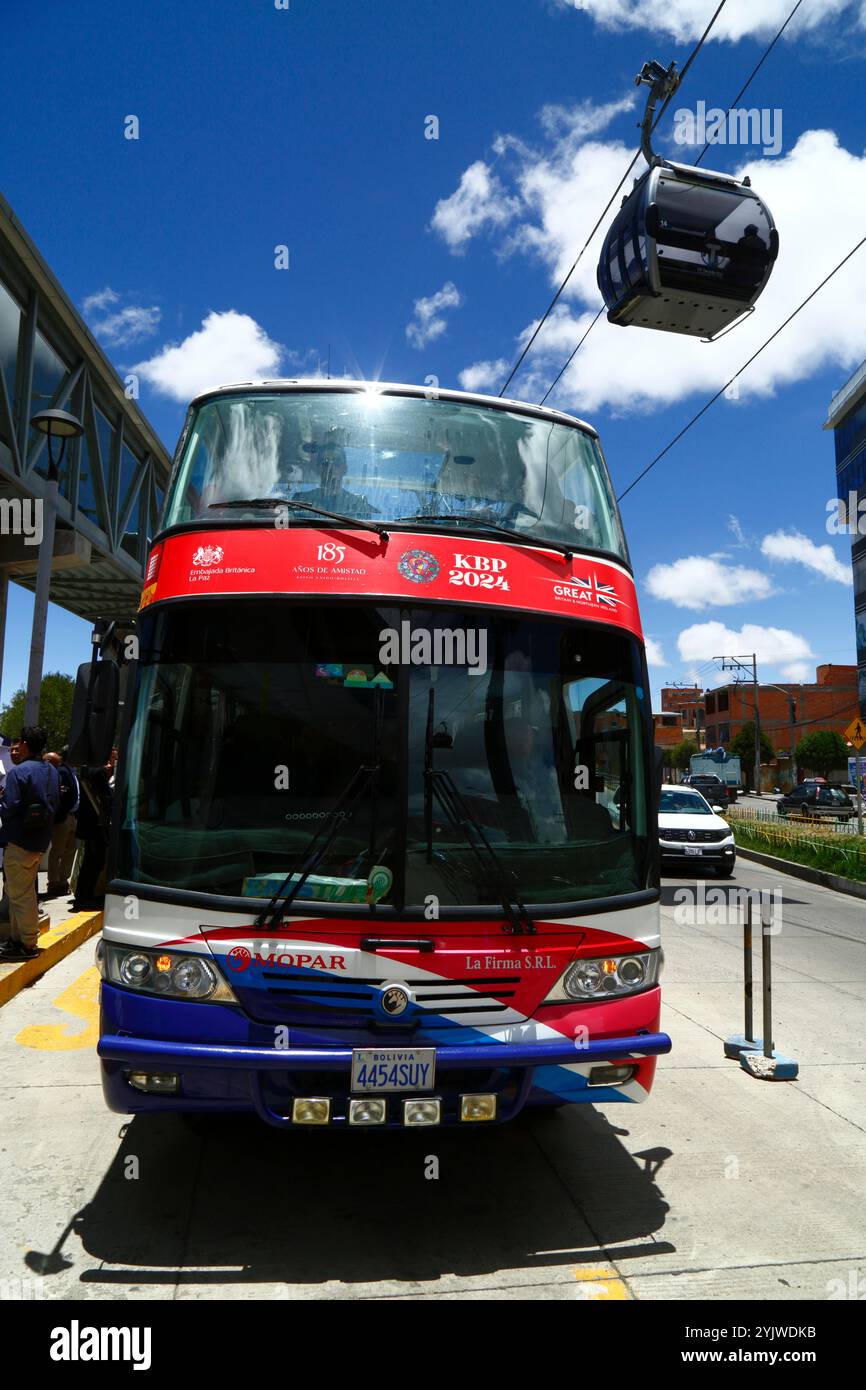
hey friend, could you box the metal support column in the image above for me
[24,479,57,725]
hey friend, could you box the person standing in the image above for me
[0,726,60,962]
[43,747,80,897]
[73,750,114,911]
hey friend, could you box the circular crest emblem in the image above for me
[227,945,252,972]
[687,829,696,841]
[380,983,411,1016]
[398,549,439,584]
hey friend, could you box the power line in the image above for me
[695,0,805,166]
[497,0,729,399]
[538,308,604,406]
[537,0,802,406]
[616,231,866,503]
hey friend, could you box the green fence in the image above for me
[729,813,866,883]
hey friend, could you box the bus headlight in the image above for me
[103,944,238,1004]
[545,949,660,1002]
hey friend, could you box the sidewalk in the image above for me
[0,872,102,1007]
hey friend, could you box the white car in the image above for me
[658,783,736,878]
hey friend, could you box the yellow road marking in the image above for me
[572,1264,630,1299]
[15,966,100,1051]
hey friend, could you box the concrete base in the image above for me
[739,1049,799,1081]
[724,1033,764,1059]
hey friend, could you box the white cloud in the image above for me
[677,621,814,669]
[727,515,748,547]
[645,556,775,609]
[780,660,813,681]
[133,311,283,401]
[436,106,866,417]
[405,282,463,350]
[644,636,666,665]
[458,358,510,393]
[760,529,852,584]
[83,287,120,314]
[83,286,161,346]
[430,161,521,252]
[557,0,851,43]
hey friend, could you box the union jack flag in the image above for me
[572,575,620,609]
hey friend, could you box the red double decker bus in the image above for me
[95,381,670,1128]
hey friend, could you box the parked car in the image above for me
[682,772,737,806]
[776,784,855,822]
[658,784,736,877]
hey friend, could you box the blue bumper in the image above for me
[98,1030,672,1127]
[99,1031,671,1071]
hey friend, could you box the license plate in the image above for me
[351,1048,436,1093]
[684,845,703,856]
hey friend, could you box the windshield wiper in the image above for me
[209,497,388,539]
[395,513,572,559]
[424,690,535,935]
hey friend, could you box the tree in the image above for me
[0,672,77,753]
[729,722,775,789]
[669,740,698,772]
[795,729,849,778]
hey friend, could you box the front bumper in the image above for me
[659,840,735,865]
[98,1030,672,1128]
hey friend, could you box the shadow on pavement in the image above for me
[37,1105,674,1292]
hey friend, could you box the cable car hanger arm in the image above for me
[636,59,680,168]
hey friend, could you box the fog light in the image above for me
[403,1099,441,1126]
[460,1093,497,1122]
[292,1097,331,1125]
[587,1065,637,1087]
[349,1098,386,1125]
[126,1071,179,1094]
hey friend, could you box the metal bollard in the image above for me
[738,890,797,1081]
[761,893,774,1060]
[744,895,754,1048]
[724,894,762,1059]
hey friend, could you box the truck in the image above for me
[688,752,741,802]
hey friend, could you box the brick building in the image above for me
[703,664,858,767]
[653,710,685,748]
[661,686,704,725]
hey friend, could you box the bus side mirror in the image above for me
[67,659,119,766]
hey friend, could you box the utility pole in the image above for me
[715,652,761,794]
[753,652,761,795]
[788,696,797,787]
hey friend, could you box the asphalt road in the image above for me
[1,855,864,1302]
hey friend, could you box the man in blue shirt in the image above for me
[0,725,60,962]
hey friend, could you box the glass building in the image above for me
[825,361,866,716]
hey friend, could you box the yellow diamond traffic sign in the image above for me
[844,717,866,749]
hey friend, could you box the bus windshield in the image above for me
[163,390,628,561]
[118,601,651,909]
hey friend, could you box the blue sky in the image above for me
[3,0,865,711]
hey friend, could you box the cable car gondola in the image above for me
[597,61,779,340]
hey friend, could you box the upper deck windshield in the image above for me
[163,390,628,561]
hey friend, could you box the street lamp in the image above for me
[24,408,84,725]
